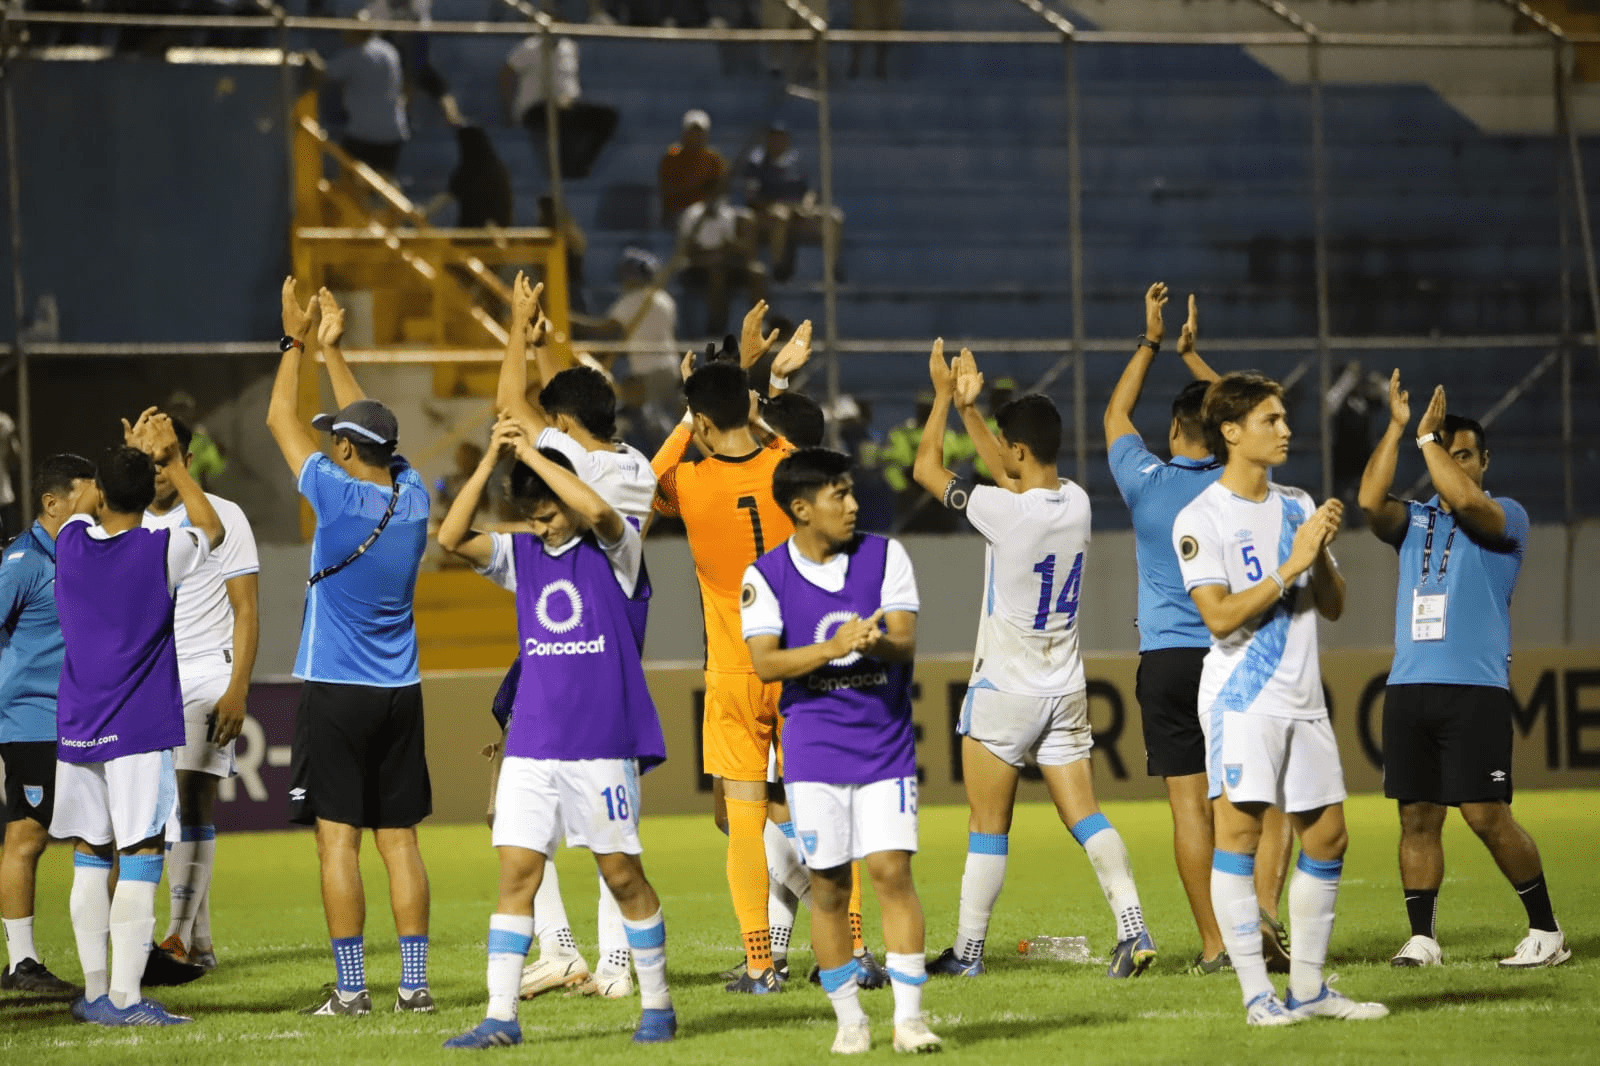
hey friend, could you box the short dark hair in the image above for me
[98,446,157,515]
[1442,413,1487,455]
[508,446,578,510]
[335,432,397,469]
[540,366,617,440]
[772,447,853,521]
[1201,372,1283,462]
[763,393,825,448]
[684,361,751,432]
[169,415,194,456]
[1171,379,1210,445]
[995,394,1061,463]
[35,453,96,508]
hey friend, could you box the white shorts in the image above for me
[1204,712,1346,813]
[784,777,919,870]
[959,687,1093,768]
[50,750,178,849]
[173,668,237,778]
[491,756,642,857]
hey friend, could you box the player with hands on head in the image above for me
[1172,372,1385,1026]
[914,341,1158,980]
[1358,373,1566,970]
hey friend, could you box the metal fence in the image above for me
[2,0,1596,530]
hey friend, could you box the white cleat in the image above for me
[1244,991,1301,1027]
[1391,934,1443,967]
[519,951,591,999]
[1499,928,1572,969]
[892,1015,944,1053]
[573,966,633,999]
[831,1020,872,1054]
[1285,983,1389,1021]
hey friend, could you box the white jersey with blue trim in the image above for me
[142,493,260,670]
[1172,480,1327,720]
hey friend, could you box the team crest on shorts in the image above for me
[23,785,42,808]
[1224,764,1243,788]
[801,831,818,855]
[1179,535,1199,561]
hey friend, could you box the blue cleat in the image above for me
[443,1017,523,1049]
[927,947,985,977]
[856,949,888,990]
[632,1007,677,1043]
[89,997,193,1026]
[69,995,101,1022]
[1108,929,1158,978]
[724,967,782,994]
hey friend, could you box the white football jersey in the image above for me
[142,493,260,669]
[1172,481,1327,720]
[958,481,1090,698]
[536,427,657,530]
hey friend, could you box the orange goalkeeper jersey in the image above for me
[653,424,794,674]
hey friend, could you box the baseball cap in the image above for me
[311,398,399,446]
[682,109,711,132]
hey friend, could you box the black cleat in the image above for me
[1,958,80,996]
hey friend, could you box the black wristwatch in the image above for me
[1138,335,1161,353]
[280,334,305,352]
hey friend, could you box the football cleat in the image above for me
[443,1017,522,1048]
[89,996,193,1026]
[927,947,984,977]
[142,936,207,987]
[1188,951,1231,975]
[892,1014,944,1053]
[831,1020,872,1054]
[1107,929,1157,978]
[1244,991,1301,1027]
[394,986,436,1012]
[773,957,790,983]
[856,949,888,990]
[70,995,102,1022]
[1390,934,1443,967]
[574,967,634,999]
[300,985,372,1016]
[1285,983,1389,1020]
[190,947,218,972]
[1498,928,1572,969]
[725,966,783,994]
[1261,910,1291,975]
[519,951,590,998]
[1,958,80,996]
[632,1006,677,1043]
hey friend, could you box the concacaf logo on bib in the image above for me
[814,610,864,667]
[535,580,584,634]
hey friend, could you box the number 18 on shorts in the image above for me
[784,776,919,869]
[492,757,644,856]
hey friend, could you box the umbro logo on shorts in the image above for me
[801,831,818,855]
[1225,764,1243,788]
[1490,770,1507,782]
[290,787,307,802]
[23,785,43,807]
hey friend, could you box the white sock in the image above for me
[820,960,867,1026]
[621,908,671,1011]
[1074,816,1146,941]
[69,853,113,1001]
[109,854,164,1009]
[595,873,631,975]
[955,832,1008,963]
[886,951,927,1023]
[3,916,38,971]
[487,913,533,1022]
[165,827,215,945]
[768,881,797,963]
[1288,853,1343,1002]
[766,819,811,900]
[192,876,213,950]
[532,862,577,957]
[1212,851,1273,1005]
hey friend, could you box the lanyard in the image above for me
[1419,509,1457,583]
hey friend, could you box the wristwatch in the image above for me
[279,334,305,352]
[1138,335,1161,354]
[1416,432,1442,449]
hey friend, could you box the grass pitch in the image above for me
[2,792,1597,1065]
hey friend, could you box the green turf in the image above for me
[2,792,1597,1064]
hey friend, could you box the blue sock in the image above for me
[399,935,429,990]
[332,935,365,993]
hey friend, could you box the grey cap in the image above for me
[311,398,399,446]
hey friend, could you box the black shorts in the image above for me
[1,741,57,828]
[289,682,432,829]
[1382,683,1514,806]
[1136,647,1208,778]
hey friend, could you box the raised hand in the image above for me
[771,319,813,379]
[511,271,543,326]
[679,349,697,383]
[953,348,984,409]
[281,276,316,340]
[1177,293,1198,356]
[928,338,952,395]
[1387,369,1411,428]
[1416,384,1447,437]
[489,414,523,458]
[1144,281,1169,344]
[143,412,182,466]
[1315,498,1344,546]
[740,299,780,368]
[121,406,157,449]
[317,288,345,349]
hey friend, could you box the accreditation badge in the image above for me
[1411,589,1447,642]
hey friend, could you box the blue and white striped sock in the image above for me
[1212,850,1272,1006]
[109,854,164,1009]
[69,852,114,1002]
[1072,813,1145,941]
[331,935,365,993]
[886,951,927,1023]
[955,832,1008,963]
[622,908,671,1010]
[819,958,866,1026]
[399,934,429,990]
[487,914,532,1022]
[1288,853,1343,1002]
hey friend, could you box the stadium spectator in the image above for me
[849,0,901,79]
[678,180,767,337]
[267,283,435,1016]
[743,123,842,283]
[499,34,618,180]
[0,411,18,539]
[1358,375,1569,969]
[868,392,975,533]
[361,0,464,128]
[323,20,409,177]
[571,248,679,407]
[659,110,726,226]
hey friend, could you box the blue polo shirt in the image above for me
[1108,433,1223,652]
[295,453,429,687]
[1385,494,1528,689]
[0,522,66,744]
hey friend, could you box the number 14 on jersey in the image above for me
[1031,551,1083,631]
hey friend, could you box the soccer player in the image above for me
[141,416,259,980]
[741,447,939,1054]
[267,281,434,1015]
[437,420,676,1048]
[914,344,1156,978]
[1173,372,1386,1025]
[494,272,658,1000]
[0,453,98,994]
[1103,284,1294,973]
[1357,374,1568,968]
[52,412,223,1025]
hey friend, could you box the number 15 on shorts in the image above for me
[896,777,918,814]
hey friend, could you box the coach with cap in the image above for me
[266,281,436,1016]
